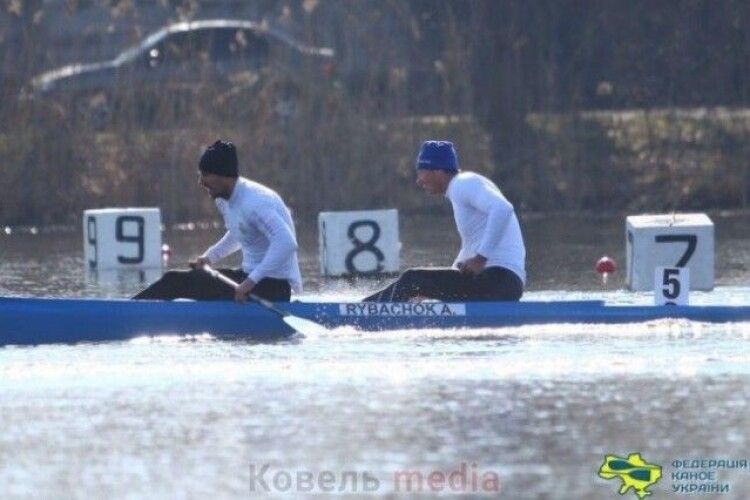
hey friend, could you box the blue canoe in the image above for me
[2,296,750,346]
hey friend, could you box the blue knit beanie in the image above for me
[415,140,459,172]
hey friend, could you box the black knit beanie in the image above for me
[199,140,238,177]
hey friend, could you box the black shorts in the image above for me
[132,268,292,301]
[362,266,523,302]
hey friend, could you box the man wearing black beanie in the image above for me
[134,140,302,302]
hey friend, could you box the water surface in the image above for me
[1,213,749,498]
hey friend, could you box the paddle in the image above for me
[201,264,328,336]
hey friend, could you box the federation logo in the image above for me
[598,453,662,499]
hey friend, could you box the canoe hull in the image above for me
[1,297,294,346]
[1,297,750,346]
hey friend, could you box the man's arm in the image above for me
[475,190,514,259]
[235,207,297,302]
[459,178,515,274]
[190,230,241,268]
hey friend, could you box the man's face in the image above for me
[416,169,449,195]
[198,171,231,199]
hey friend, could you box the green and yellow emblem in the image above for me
[598,453,662,499]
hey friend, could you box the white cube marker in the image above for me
[318,209,400,277]
[626,213,713,291]
[83,208,162,269]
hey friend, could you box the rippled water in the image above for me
[1,213,750,498]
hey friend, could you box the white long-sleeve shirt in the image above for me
[202,177,303,292]
[445,171,526,284]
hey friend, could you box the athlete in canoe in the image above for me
[363,140,526,302]
[134,140,302,302]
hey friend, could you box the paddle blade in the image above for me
[282,314,329,337]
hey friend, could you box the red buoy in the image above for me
[595,256,616,285]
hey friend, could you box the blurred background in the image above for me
[2,0,750,227]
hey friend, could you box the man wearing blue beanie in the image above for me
[134,140,302,302]
[363,140,526,302]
